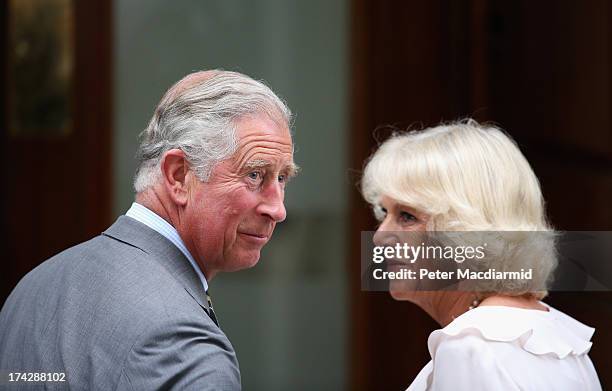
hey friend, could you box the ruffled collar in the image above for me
[428,303,595,360]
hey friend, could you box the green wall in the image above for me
[114,1,348,389]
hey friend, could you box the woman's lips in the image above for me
[385,260,411,269]
[385,259,414,271]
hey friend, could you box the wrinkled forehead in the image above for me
[234,113,292,146]
[231,114,296,171]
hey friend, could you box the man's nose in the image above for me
[258,182,287,222]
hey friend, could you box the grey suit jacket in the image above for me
[0,216,241,390]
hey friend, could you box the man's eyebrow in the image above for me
[243,159,269,169]
[285,162,300,177]
[243,159,300,177]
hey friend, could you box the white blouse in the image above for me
[407,303,602,391]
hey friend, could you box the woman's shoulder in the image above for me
[429,303,595,360]
[408,304,601,391]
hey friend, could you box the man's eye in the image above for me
[248,171,262,181]
[278,174,286,183]
[399,211,417,223]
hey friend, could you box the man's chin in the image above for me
[228,250,261,271]
[243,253,261,269]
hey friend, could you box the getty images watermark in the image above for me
[361,231,612,293]
[371,241,533,281]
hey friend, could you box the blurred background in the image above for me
[1,0,611,390]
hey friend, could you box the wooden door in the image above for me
[1,0,112,304]
[349,1,612,389]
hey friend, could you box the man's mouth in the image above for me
[238,231,270,244]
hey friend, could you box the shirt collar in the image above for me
[125,202,209,292]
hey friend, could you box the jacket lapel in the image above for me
[102,216,211,313]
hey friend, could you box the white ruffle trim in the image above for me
[428,304,594,360]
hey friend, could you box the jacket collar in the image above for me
[102,215,210,312]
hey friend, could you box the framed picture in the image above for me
[7,0,74,137]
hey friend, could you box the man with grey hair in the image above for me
[0,70,297,390]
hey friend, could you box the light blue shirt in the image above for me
[125,202,209,293]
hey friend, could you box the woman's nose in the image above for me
[373,221,399,246]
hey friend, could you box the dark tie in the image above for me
[205,290,219,327]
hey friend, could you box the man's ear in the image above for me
[160,149,190,206]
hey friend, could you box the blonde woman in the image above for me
[361,120,601,390]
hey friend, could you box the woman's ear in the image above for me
[160,149,190,206]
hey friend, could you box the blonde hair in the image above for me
[361,119,557,298]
